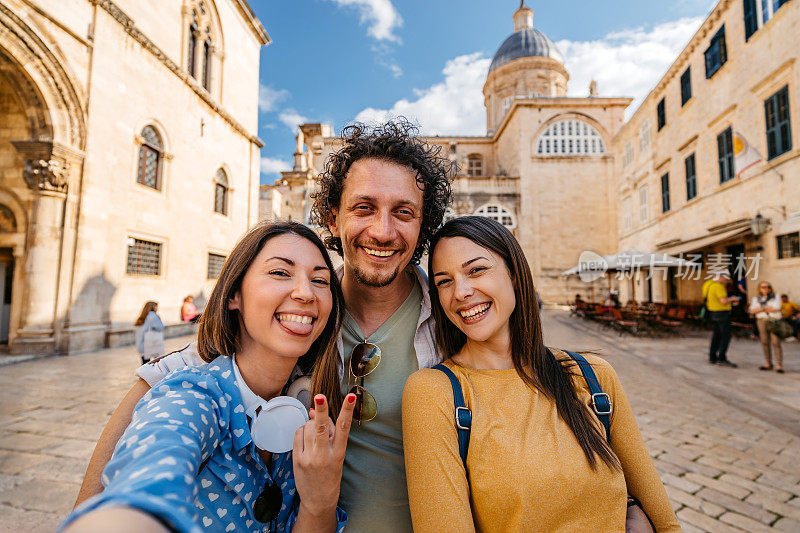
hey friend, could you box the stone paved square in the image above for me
[1,311,799,532]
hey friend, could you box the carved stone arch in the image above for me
[534,112,611,146]
[0,4,86,150]
[197,0,224,56]
[0,187,29,234]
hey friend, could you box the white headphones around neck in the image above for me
[233,358,310,453]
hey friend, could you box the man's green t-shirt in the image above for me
[339,280,422,531]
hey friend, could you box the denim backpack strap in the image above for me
[432,363,472,472]
[565,350,612,442]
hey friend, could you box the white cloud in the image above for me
[259,84,289,113]
[557,17,704,116]
[353,17,705,135]
[355,52,490,136]
[260,157,291,176]
[328,0,402,42]
[279,109,309,131]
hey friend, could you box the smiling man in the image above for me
[310,120,453,531]
[73,120,454,532]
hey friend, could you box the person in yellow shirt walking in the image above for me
[702,271,741,367]
[780,294,800,341]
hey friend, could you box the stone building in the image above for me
[613,0,799,305]
[0,0,267,354]
[261,2,631,303]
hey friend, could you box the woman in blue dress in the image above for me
[62,222,355,533]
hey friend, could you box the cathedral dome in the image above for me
[489,28,564,72]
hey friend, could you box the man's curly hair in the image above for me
[310,119,454,264]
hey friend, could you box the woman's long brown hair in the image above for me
[428,216,619,470]
[197,221,345,416]
[134,301,158,326]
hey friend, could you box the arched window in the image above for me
[466,154,483,177]
[536,119,606,156]
[202,37,213,90]
[474,204,516,229]
[188,20,198,78]
[185,1,221,93]
[214,168,228,215]
[137,126,163,190]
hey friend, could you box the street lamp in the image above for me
[750,213,770,236]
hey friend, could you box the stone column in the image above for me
[9,140,73,354]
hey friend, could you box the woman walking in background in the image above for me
[750,281,784,373]
[134,301,164,364]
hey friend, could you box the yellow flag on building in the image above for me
[733,130,762,179]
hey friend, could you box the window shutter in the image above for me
[743,0,757,40]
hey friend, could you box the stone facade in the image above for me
[0,0,267,354]
[613,0,800,305]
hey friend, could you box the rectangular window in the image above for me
[744,0,758,40]
[467,157,483,177]
[745,0,791,40]
[777,232,800,259]
[207,253,226,279]
[661,173,671,213]
[704,26,727,78]
[126,238,162,276]
[657,98,666,131]
[685,153,697,201]
[623,141,634,167]
[622,197,632,231]
[639,186,649,223]
[765,85,792,160]
[639,121,651,151]
[717,127,735,183]
[680,67,692,105]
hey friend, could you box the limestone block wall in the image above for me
[69,4,259,334]
[508,101,629,303]
[614,0,800,302]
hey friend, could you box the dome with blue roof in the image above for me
[489,28,564,72]
[489,1,564,73]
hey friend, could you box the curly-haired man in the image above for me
[73,119,454,532]
[309,119,453,531]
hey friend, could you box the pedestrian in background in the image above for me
[134,301,164,364]
[702,272,740,367]
[750,283,783,372]
[780,294,800,341]
[180,295,200,323]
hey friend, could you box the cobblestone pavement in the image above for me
[1,311,799,532]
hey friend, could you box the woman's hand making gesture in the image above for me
[292,393,356,533]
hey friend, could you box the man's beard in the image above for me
[352,263,402,288]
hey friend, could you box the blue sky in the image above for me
[251,0,717,184]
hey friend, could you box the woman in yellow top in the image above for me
[402,216,680,532]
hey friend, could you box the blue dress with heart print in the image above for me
[61,355,347,533]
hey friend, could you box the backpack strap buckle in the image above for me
[591,392,612,415]
[455,406,472,430]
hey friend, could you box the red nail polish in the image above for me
[315,396,324,405]
[347,394,356,403]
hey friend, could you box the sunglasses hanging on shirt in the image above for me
[254,479,283,523]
